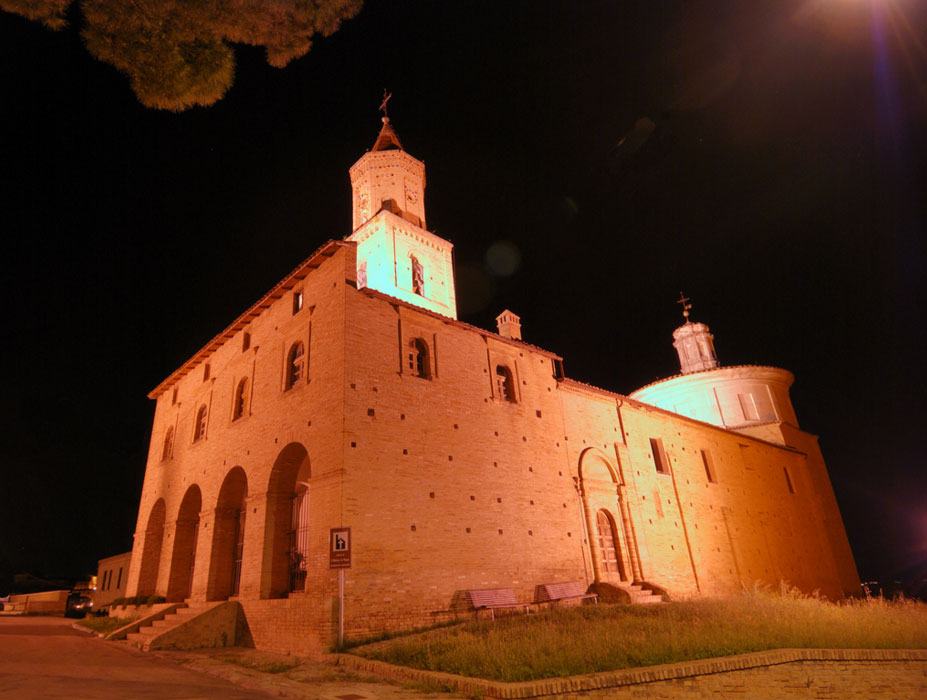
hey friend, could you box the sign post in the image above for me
[329,527,351,648]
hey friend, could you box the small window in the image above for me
[739,393,760,421]
[407,338,430,379]
[242,332,251,352]
[233,378,248,420]
[171,387,178,405]
[193,405,208,442]
[116,567,123,589]
[410,254,424,296]
[293,290,304,314]
[650,438,669,474]
[286,341,306,390]
[495,364,516,402]
[161,426,174,461]
[784,467,795,494]
[701,449,717,483]
[203,363,211,382]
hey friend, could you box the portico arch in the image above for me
[262,443,310,598]
[166,485,201,602]
[207,467,248,601]
[136,499,166,597]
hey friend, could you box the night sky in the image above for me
[1,0,925,592]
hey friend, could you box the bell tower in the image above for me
[346,96,457,319]
[349,114,427,231]
[672,294,719,374]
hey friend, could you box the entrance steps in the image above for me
[123,601,238,651]
[617,582,664,605]
[589,581,665,605]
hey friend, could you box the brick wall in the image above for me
[123,237,858,654]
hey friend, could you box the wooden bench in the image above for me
[466,588,531,620]
[535,581,598,606]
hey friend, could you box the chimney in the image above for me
[496,309,522,340]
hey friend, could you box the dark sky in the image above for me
[1,0,925,589]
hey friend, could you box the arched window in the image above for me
[233,378,248,420]
[596,509,623,576]
[407,338,430,379]
[286,341,306,390]
[161,426,174,461]
[495,364,516,402]
[193,405,208,442]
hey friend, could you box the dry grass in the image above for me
[77,615,138,635]
[351,590,927,682]
[221,654,299,674]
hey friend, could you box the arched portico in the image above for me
[262,443,310,599]
[166,485,202,602]
[136,499,166,597]
[206,467,248,601]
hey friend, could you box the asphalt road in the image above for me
[0,616,273,699]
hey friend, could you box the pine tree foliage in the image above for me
[0,0,70,30]
[1,0,363,111]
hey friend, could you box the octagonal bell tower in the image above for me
[347,108,457,319]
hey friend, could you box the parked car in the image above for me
[64,592,93,618]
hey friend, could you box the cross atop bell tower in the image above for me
[346,97,457,319]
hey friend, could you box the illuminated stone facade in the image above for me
[124,121,859,656]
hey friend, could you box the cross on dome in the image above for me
[677,291,692,322]
[372,89,403,151]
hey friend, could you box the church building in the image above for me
[123,115,859,655]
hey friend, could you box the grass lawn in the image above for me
[77,616,138,636]
[350,591,927,682]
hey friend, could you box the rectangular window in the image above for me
[784,467,795,494]
[242,331,251,352]
[293,290,304,314]
[701,449,717,483]
[738,392,759,421]
[203,363,211,382]
[116,567,123,589]
[650,438,669,474]
[171,387,178,405]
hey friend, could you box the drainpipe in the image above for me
[668,452,701,593]
[614,399,644,583]
[615,484,643,583]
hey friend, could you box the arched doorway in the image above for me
[595,509,626,579]
[207,467,248,601]
[263,443,310,598]
[578,448,633,583]
[166,486,201,602]
[136,499,166,597]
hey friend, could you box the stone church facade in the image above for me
[124,118,859,655]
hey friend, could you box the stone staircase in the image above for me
[617,582,664,605]
[124,602,221,651]
[590,581,665,605]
